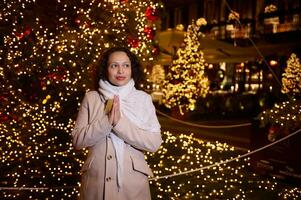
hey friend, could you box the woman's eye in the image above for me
[124,64,130,68]
[110,64,118,68]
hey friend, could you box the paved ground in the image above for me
[157,114,252,150]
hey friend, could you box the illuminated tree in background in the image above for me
[282,53,301,96]
[163,18,209,114]
[150,64,165,89]
[258,53,301,141]
[0,0,161,198]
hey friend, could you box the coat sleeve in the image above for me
[112,95,162,153]
[71,92,112,150]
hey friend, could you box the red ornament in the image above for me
[24,27,31,36]
[143,26,155,40]
[0,112,18,122]
[268,125,278,134]
[127,37,140,48]
[145,6,159,22]
[75,19,81,25]
[268,125,280,142]
[120,0,128,4]
[0,95,7,102]
[40,66,67,87]
[152,46,160,56]
[15,26,31,40]
[0,112,9,123]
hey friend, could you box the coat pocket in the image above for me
[130,154,154,177]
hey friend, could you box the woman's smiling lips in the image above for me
[116,76,126,81]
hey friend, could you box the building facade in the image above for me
[158,0,301,94]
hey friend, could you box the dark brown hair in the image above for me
[95,46,145,89]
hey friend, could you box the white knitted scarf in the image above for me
[98,79,160,188]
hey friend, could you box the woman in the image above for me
[72,46,162,200]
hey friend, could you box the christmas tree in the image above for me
[282,53,301,96]
[258,53,301,141]
[162,18,209,115]
[150,64,165,89]
[0,0,161,198]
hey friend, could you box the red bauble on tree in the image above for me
[75,18,81,25]
[15,26,31,40]
[143,26,155,40]
[145,6,159,22]
[267,125,280,142]
[0,113,9,123]
[40,66,67,87]
[127,37,140,48]
[120,0,128,4]
[152,46,160,56]
[0,95,7,103]
[0,112,18,123]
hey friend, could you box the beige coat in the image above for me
[72,91,162,200]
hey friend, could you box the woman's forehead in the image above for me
[109,51,128,57]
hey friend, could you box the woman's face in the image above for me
[107,51,132,86]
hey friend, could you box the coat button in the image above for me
[106,177,111,182]
[107,155,112,160]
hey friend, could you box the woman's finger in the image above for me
[111,95,120,126]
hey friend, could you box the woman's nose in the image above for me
[117,66,123,74]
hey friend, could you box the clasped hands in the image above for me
[108,95,121,127]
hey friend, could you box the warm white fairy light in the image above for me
[259,98,301,130]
